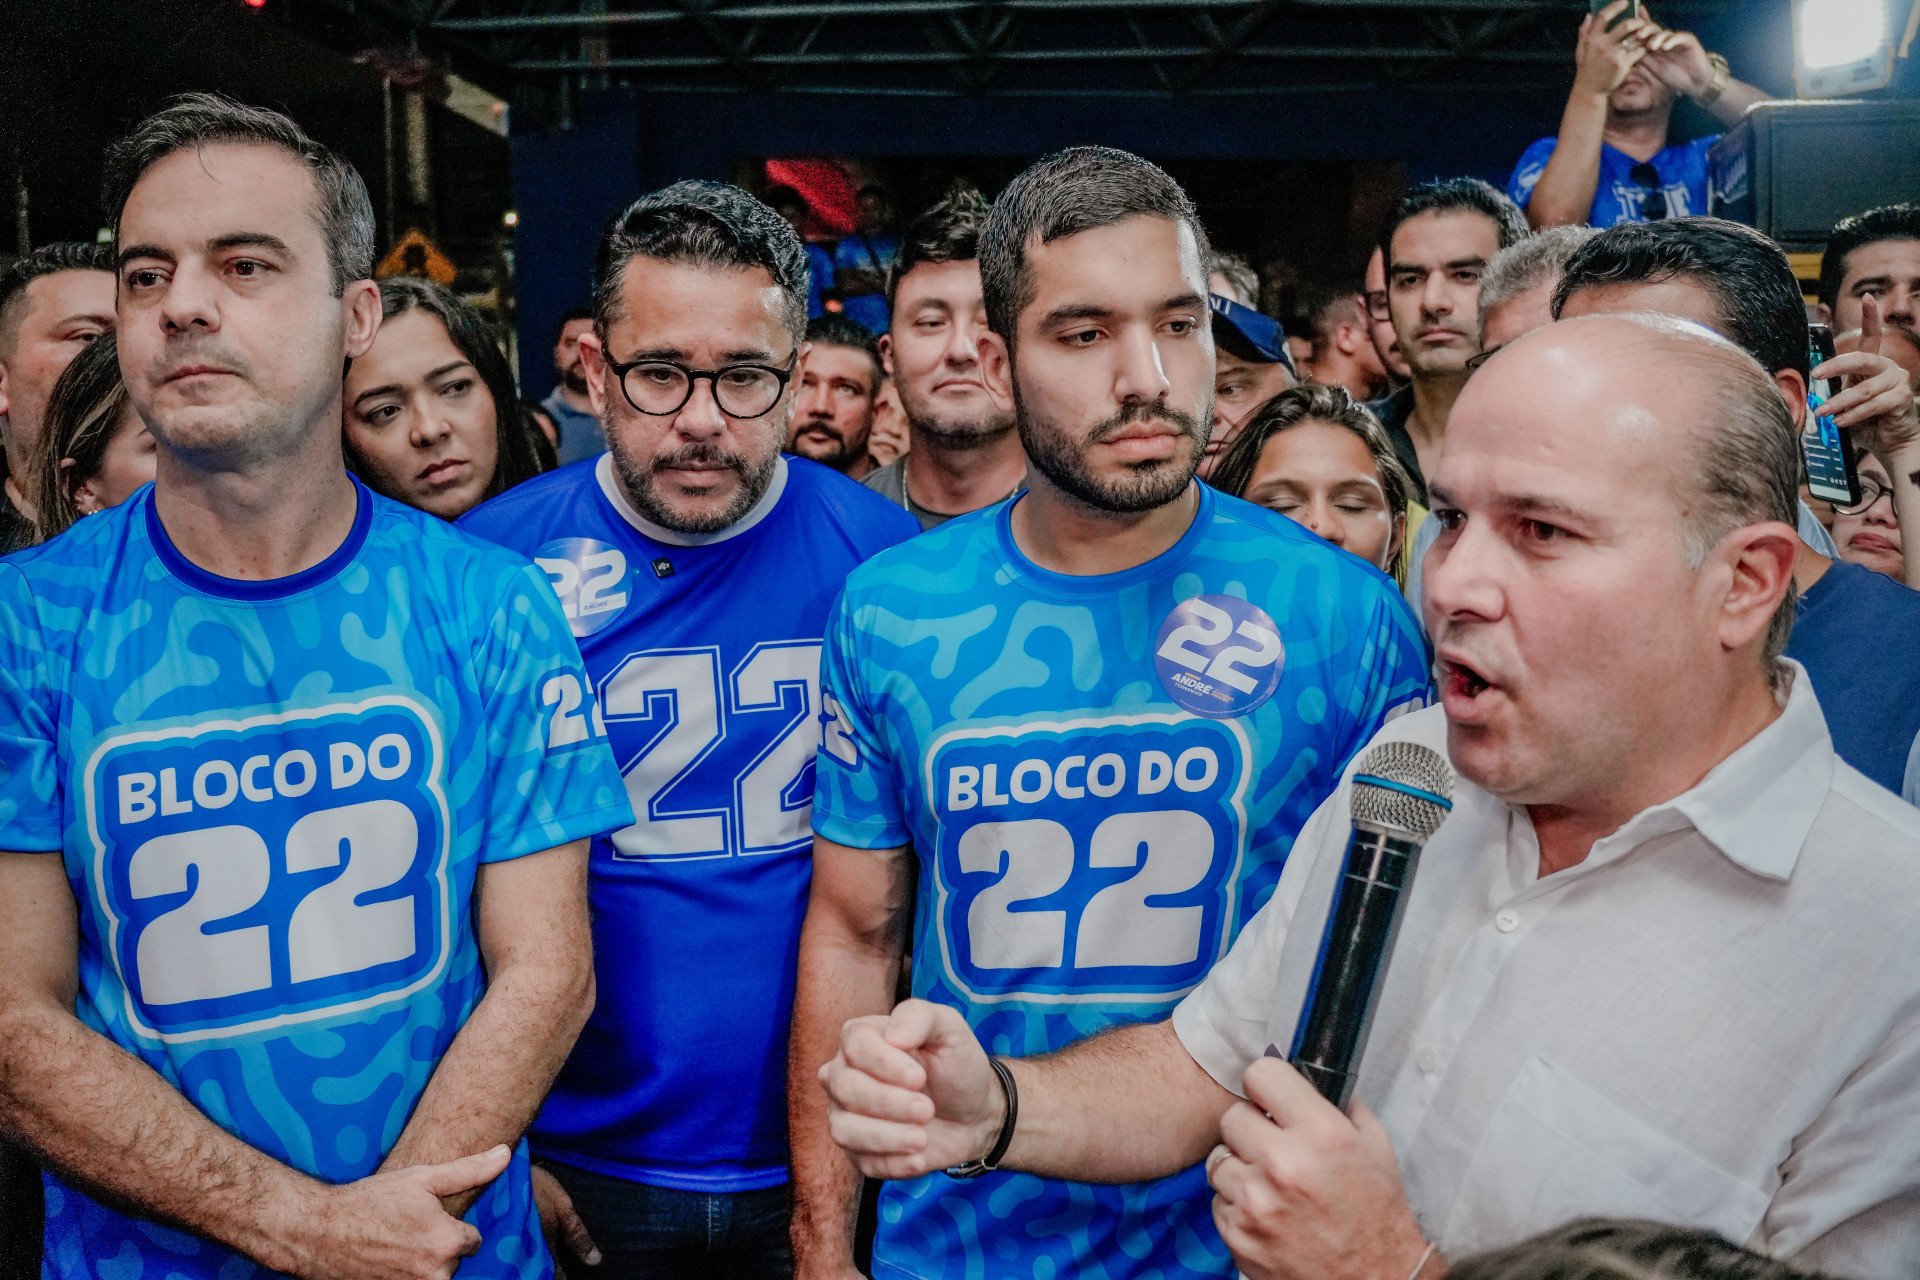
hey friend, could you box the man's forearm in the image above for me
[1703,76,1768,127]
[378,948,593,1213]
[998,1020,1236,1184]
[788,919,905,1271]
[0,1004,315,1271]
[1526,92,1610,229]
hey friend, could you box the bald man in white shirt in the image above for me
[817,314,1920,1280]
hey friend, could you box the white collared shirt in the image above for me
[1173,664,1920,1277]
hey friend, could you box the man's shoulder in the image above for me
[840,502,997,601]
[784,455,921,547]
[863,457,907,501]
[458,459,604,549]
[1203,488,1411,611]
[367,489,543,592]
[1808,560,1920,618]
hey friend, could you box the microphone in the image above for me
[1287,742,1454,1110]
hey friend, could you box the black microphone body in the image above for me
[1285,742,1453,1110]
[1287,823,1427,1109]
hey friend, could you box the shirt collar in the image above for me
[595,451,789,547]
[1647,661,1834,881]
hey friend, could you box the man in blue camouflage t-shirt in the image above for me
[0,96,631,1279]
[787,146,1429,1280]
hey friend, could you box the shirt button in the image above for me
[1415,1047,1441,1073]
[1495,909,1520,933]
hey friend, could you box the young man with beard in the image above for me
[1367,180,1530,504]
[789,313,883,479]
[0,94,629,1280]
[863,188,1028,530]
[786,146,1430,1280]
[1510,2,1765,230]
[544,305,607,465]
[461,180,917,1276]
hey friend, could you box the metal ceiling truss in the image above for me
[313,0,1734,99]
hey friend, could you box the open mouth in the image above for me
[1442,657,1493,701]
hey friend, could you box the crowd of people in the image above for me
[2,6,1920,1280]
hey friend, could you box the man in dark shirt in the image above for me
[0,243,115,553]
[1366,180,1528,504]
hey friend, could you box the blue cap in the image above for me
[1209,294,1297,378]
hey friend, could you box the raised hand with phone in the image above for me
[1511,3,1766,230]
[1812,295,1920,588]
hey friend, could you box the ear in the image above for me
[1772,368,1809,429]
[341,279,382,361]
[1815,301,1834,327]
[67,458,103,516]
[978,328,1014,416]
[578,329,610,420]
[877,332,895,379]
[0,357,11,421]
[1713,521,1800,655]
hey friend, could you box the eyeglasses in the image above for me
[1835,473,1892,515]
[1629,163,1668,222]
[1363,290,1390,321]
[605,353,797,419]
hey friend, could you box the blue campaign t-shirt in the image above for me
[812,484,1432,1280]
[1507,135,1718,227]
[461,454,918,1191]
[1789,559,1920,805]
[0,480,633,1279]
[833,232,900,335]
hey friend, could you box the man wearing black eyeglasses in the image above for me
[460,179,919,1277]
[1509,1,1767,231]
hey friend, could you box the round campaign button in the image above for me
[1153,593,1285,718]
[532,537,634,638]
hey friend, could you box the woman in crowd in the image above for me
[1205,382,1421,581]
[1450,1219,1830,1280]
[27,333,155,542]
[343,276,554,521]
[1832,448,1906,581]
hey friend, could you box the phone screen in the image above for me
[1588,0,1641,24]
[1804,324,1861,508]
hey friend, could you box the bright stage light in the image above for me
[1794,0,1898,96]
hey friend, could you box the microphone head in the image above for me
[1350,742,1454,841]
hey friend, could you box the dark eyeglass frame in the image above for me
[1834,472,1892,515]
[605,352,799,419]
[1629,162,1669,222]
[1363,289,1390,321]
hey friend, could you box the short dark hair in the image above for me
[804,313,882,387]
[981,146,1211,343]
[348,277,554,506]
[1553,216,1809,379]
[101,93,374,296]
[1819,202,1920,308]
[554,305,594,341]
[0,242,114,357]
[594,180,807,346]
[888,186,991,306]
[1449,1218,1828,1280]
[1384,178,1530,260]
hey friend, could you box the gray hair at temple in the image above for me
[980,146,1211,346]
[1479,225,1600,315]
[595,179,809,346]
[101,93,375,296]
[1582,312,1801,666]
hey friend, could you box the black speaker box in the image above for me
[1710,99,1920,249]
